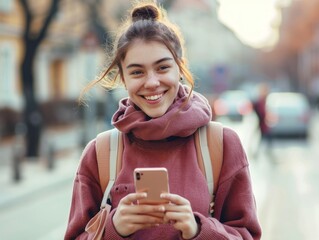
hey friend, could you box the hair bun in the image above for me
[131,4,161,22]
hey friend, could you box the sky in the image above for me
[217,0,292,49]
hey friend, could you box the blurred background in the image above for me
[0,0,319,239]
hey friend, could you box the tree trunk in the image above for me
[21,41,43,158]
[19,0,60,158]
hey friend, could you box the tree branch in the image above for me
[19,0,32,41]
[36,0,61,45]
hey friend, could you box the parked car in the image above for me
[212,90,254,122]
[211,90,261,159]
[265,92,311,138]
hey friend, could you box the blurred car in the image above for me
[265,92,311,138]
[212,90,254,122]
[211,90,261,159]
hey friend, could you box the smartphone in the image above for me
[134,167,169,205]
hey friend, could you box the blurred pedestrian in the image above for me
[65,1,261,239]
[253,83,272,153]
[253,83,269,137]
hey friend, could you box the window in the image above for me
[0,42,16,107]
[0,0,13,12]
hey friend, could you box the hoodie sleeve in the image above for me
[190,127,262,240]
[64,140,125,240]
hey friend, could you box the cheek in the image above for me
[171,74,180,89]
[125,80,141,98]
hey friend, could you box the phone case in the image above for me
[134,167,169,205]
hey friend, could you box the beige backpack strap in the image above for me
[95,128,123,208]
[194,130,205,176]
[86,129,123,239]
[198,125,214,194]
[195,121,223,196]
[96,131,111,193]
[206,121,223,194]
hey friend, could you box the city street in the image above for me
[253,137,319,240]
[250,110,319,240]
[0,111,318,239]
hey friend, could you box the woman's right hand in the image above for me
[112,192,165,237]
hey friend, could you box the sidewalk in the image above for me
[0,125,83,210]
[0,150,81,209]
[249,149,272,216]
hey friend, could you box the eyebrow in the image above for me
[126,57,174,69]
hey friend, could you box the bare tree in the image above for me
[19,0,61,158]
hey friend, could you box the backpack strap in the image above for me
[195,121,223,197]
[206,121,223,195]
[86,129,123,239]
[95,128,123,208]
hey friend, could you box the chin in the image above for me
[145,109,167,118]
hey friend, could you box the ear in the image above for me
[178,68,184,82]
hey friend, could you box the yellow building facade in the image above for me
[0,0,105,110]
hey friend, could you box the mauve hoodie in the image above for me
[65,85,262,239]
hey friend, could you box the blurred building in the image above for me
[0,0,21,110]
[0,0,107,109]
[258,0,319,103]
[168,0,256,94]
[0,0,110,139]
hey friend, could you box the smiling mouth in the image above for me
[144,93,164,101]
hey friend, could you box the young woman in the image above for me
[65,1,262,239]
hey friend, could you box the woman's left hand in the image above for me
[160,193,199,240]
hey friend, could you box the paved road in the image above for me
[250,109,319,240]
[254,137,319,240]
[0,180,73,240]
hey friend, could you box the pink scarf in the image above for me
[112,84,211,140]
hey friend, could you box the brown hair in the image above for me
[80,0,194,101]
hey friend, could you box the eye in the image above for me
[158,65,170,72]
[130,69,143,76]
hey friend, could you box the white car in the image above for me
[266,92,311,138]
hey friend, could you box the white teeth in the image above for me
[145,94,163,101]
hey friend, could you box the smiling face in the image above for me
[121,40,180,118]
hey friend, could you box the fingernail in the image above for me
[158,206,165,211]
[141,192,147,197]
[160,193,167,198]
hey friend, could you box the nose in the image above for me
[144,72,160,88]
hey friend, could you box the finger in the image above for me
[160,193,190,206]
[121,192,147,205]
[164,204,189,213]
[135,204,166,215]
[118,203,166,220]
[163,212,199,239]
[164,211,191,221]
[163,205,194,224]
